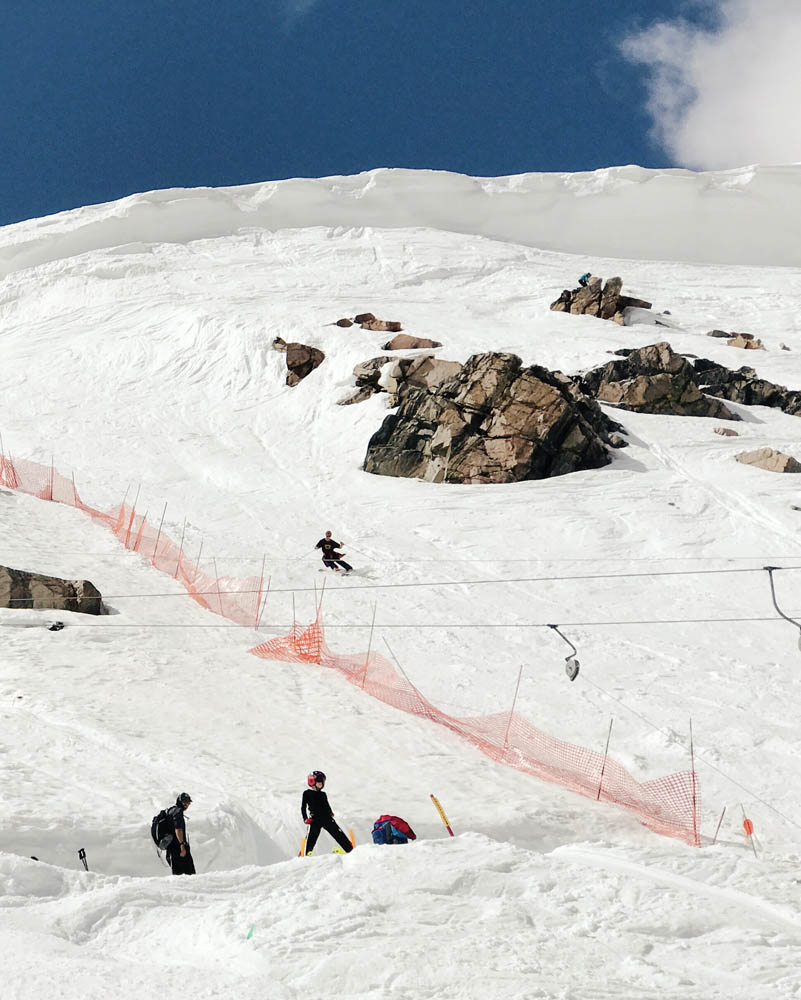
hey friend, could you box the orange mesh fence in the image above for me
[0,451,699,845]
[0,453,263,626]
[250,615,700,846]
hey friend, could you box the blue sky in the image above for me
[0,1,796,226]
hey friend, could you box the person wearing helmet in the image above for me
[165,792,195,875]
[301,771,353,855]
[315,532,353,575]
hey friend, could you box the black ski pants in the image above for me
[306,817,353,854]
[167,842,196,875]
[323,558,352,573]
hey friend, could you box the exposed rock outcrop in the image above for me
[273,338,325,386]
[334,312,403,332]
[714,427,739,437]
[693,359,801,416]
[340,354,463,406]
[364,352,625,484]
[383,356,462,402]
[728,333,764,350]
[0,566,106,614]
[736,448,801,473]
[363,319,403,333]
[383,334,442,351]
[705,329,763,348]
[551,276,652,325]
[579,343,739,419]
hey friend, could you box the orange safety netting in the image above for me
[1,451,699,845]
[0,454,263,626]
[250,615,700,846]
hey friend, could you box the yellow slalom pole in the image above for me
[430,793,455,836]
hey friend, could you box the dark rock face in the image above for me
[284,343,325,387]
[0,566,106,615]
[693,359,801,416]
[580,343,739,420]
[364,352,624,484]
[551,276,652,325]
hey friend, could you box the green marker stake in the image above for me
[246,924,254,940]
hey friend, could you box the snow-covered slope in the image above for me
[1,170,801,999]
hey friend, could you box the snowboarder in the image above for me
[165,792,196,875]
[315,531,353,574]
[301,771,353,855]
[578,272,592,287]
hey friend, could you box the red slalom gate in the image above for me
[250,614,700,846]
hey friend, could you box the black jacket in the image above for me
[302,788,333,821]
[316,538,343,559]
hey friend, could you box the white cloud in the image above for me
[622,1,801,169]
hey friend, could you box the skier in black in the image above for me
[302,771,353,855]
[315,531,353,574]
[165,792,196,875]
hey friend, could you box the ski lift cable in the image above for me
[13,613,801,628]
[3,563,798,603]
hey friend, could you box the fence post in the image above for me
[152,501,168,565]
[254,555,266,628]
[597,718,614,801]
[361,602,377,689]
[174,518,187,579]
[255,575,271,632]
[690,718,699,847]
[124,483,141,547]
[213,557,224,617]
[503,665,524,750]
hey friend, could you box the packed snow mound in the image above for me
[2,164,801,274]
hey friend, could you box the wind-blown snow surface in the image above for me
[1,168,801,998]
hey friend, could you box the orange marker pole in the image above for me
[740,804,757,858]
[299,837,306,857]
[430,793,454,837]
[349,828,356,848]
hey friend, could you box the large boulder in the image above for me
[693,359,801,416]
[580,343,739,419]
[551,276,652,325]
[736,448,801,473]
[284,343,325,387]
[364,352,625,484]
[383,334,442,351]
[0,566,107,615]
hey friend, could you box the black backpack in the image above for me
[151,808,174,850]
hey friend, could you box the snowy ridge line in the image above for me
[249,615,701,847]
[2,164,801,273]
[0,452,264,626]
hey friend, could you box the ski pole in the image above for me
[430,794,454,836]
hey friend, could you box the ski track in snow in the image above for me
[1,171,801,998]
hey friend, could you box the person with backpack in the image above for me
[301,771,353,855]
[156,792,195,875]
[315,532,353,574]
